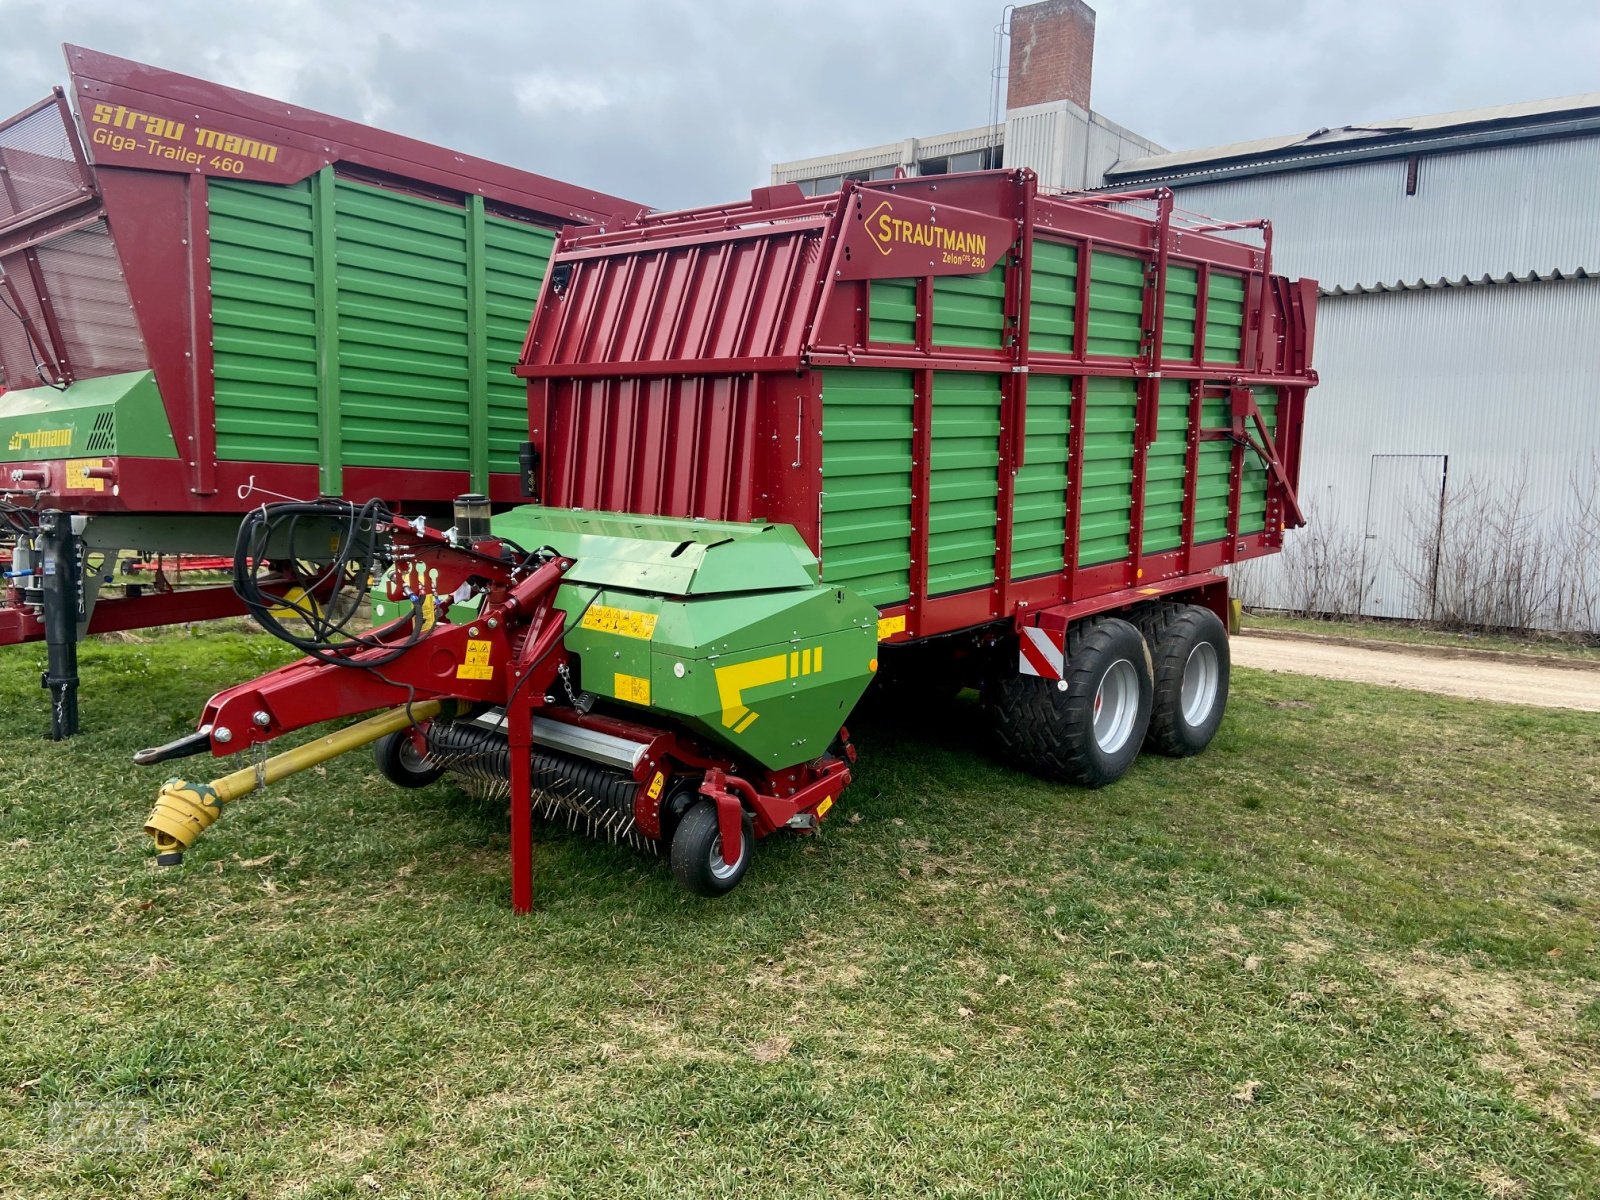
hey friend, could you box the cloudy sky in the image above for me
[1,0,1596,209]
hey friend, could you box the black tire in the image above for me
[1131,602,1230,757]
[669,800,753,897]
[988,616,1153,787]
[372,730,444,788]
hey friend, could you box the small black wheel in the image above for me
[1133,603,1230,757]
[669,800,753,897]
[987,616,1153,787]
[373,730,444,788]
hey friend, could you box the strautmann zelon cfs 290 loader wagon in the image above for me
[137,169,1317,910]
[0,47,642,737]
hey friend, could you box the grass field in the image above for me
[1,627,1598,1198]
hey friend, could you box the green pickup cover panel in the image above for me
[1141,380,1191,555]
[1087,250,1145,358]
[1079,376,1136,566]
[1028,238,1078,355]
[489,508,879,770]
[819,368,914,607]
[1009,373,1072,580]
[928,372,1001,594]
[932,263,1007,350]
[1161,264,1199,361]
[0,370,178,463]
[1204,271,1246,364]
[208,173,554,484]
[868,279,918,344]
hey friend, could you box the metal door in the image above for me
[1360,454,1447,619]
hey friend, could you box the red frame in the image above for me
[0,47,645,520]
[519,170,1318,646]
[168,525,854,912]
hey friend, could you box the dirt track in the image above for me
[1232,635,1600,712]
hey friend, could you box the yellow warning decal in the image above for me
[65,459,106,492]
[646,771,666,800]
[816,795,834,819]
[877,614,906,641]
[456,638,494,681]
[614,673,651,704]
[581,605,658,640]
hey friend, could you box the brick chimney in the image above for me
[1006,0,1096,112]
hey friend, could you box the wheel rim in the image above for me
[708,832,744,882]
[1092,659,1140,754]
[1180,642,1220,727]
[397,738,430,773]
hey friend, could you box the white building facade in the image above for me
[1110,100,1600,631]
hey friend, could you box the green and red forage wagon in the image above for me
[0,47,642,735]
[134,167,1317,909]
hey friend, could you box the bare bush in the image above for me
[1400,459,1599,636]
[1232,498,1365,619]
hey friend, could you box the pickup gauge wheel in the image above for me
[373,730,444,788]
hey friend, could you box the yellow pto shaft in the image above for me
[144,700,448,865]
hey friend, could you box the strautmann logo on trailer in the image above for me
[837,189,1012,279]
[864,199,991,267]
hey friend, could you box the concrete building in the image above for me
[1111,100,1600,630]
[771,0,1161,196]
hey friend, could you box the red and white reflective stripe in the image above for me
[1017,626,1065,680]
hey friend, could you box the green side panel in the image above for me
[1204,271,1246,364]
[932,263,1007,350]
[0,370,177,462]
[208,179,321,463]
[1161,264,1199,361]
[483,216,555,474]
[1079,376,1136,566]
[1141,380,1191,555]
[869,279,918,344]
[554,582,879,771]
[819,369,914,607]
[1193,391,1234,545]
[1028,238,1078,354]
[928,372,1000,595]
[209,177,553,478]
[1009,373,1072,580]
[1237,386,1279,535]
[333,178,471,471]
[493,510,878,769]
[1087,250,1145,358]
[492,506,821,595]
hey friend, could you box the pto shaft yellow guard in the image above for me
[144,700,447,865]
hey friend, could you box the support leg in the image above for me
[38,511,81,740]
[507,689,534,914]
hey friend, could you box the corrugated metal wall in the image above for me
[1168,136,1599,289]
[1164,138,1600,289]
[1233,277,1600,626]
